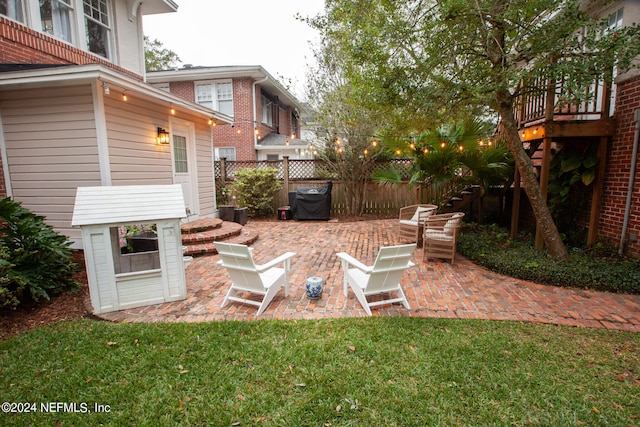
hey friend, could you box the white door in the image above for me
[171,122,198,216]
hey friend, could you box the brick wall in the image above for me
[169,81,194,101]
[0,16,142,80]
[600,73,640,257]
[212,78,257,160]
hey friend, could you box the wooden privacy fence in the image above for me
[215,157,421,215]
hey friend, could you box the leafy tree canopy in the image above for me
[144,36,181,72]
[306,0,640,259]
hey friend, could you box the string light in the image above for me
[440,142,446,148]
[372,140,378,147]
[363,148,369,155]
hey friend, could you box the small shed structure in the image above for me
[72,184,188,314]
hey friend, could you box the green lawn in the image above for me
[1,317,638,426]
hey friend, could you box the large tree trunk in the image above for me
[495,90,569,260]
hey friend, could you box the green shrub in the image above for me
[232,168,282,217]
[458,223,640,294]
[0,198,78,309]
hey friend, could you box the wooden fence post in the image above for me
[283,156,290,194]
[220,158,227,182]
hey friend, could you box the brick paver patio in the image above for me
[94,219,640,332]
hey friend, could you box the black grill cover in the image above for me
[289,181,332,220]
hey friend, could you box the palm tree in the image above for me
[373,119,513,210]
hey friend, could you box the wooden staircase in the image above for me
[180,218,259,257]
[442,185,483,213]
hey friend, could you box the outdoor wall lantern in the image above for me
[157,127,170,145]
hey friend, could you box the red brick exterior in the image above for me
[600,73,640,257]
[169,81,194,101]
[0,16,142,80]
[165,76,299,161]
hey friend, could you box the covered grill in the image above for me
[289,181,332,220]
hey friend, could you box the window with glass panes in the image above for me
[0,0,24,22]
[83,0,111,58]
[217,147,236,161]
[261,94,272,126]
[40,0,73,42]
[173,135,188,173]
[216,82,233,116]
[195,81,233,116]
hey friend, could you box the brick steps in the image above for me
[182,227,259,257]
[181,217,259,257]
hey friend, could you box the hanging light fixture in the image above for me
[157,127,170,144]
[121,89,127,102]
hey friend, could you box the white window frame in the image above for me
[153,82,171,92]
[21,0,114,61]
[215,147,236,161]
[38,0,75,43]
[82,0,113,59]
[0,0,25,23]
[261,94,272,126]
[195,80,234,117]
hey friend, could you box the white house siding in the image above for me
[159,222,186,299]
[0,85,101,240]
[193,116,216,216]
[112,0,145,77]
[103,99,216,217]
[88,229,115,312]
[104,95,174,186]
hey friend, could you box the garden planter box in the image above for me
[234,207,248,225]
[129,231,158,252]
[219,205,235,222]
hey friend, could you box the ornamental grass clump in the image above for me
[0,198,78,309]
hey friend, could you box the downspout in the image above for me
[252,75,269,151]
[619,109,640,254]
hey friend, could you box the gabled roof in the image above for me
[72,185,186,226]
[258,132,309,149]
[0,64,233,126]
[147,65,304,113]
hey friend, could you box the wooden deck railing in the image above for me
[514,73,613,128]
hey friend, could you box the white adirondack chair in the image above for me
[215,242,296,315]
[336,244,416,316]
